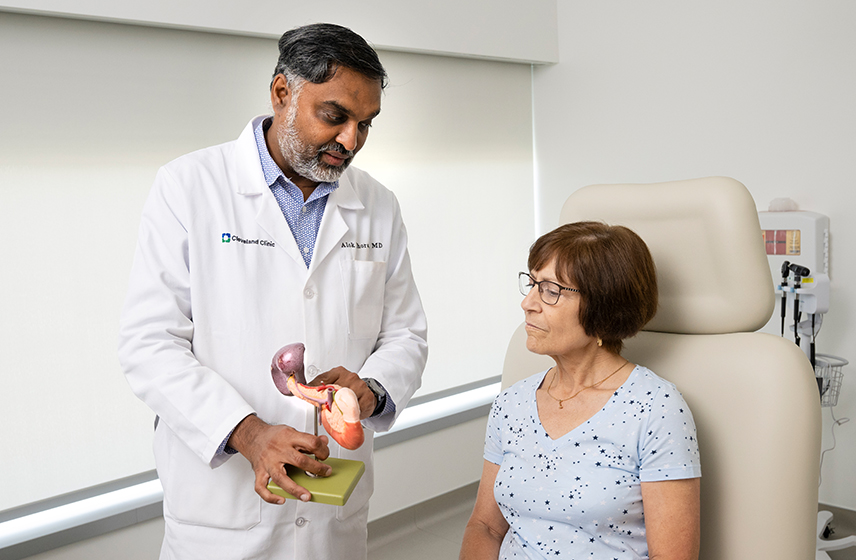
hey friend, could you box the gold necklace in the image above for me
[546,360,629,409]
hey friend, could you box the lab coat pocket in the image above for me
[339,259,387,339]
[156,424,261,530]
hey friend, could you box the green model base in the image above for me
[267,457,365,507]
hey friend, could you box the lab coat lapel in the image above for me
[255,193,304,266]
[310,172,364,276]
[234,116,305,268]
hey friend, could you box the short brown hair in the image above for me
[528,221,658,354]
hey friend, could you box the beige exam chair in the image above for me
[503,177,821,560]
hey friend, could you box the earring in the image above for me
[597,338,603,347]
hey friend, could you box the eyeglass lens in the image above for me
[519,273,562,305]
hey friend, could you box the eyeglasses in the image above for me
[519,272,580,305]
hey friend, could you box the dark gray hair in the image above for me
[272,23,388,90]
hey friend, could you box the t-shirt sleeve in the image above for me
[638,384,702,482]
[483,393,505,465]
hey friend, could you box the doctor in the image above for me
[118,23,428,560]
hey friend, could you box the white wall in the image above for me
[533,0,856,510]
[0,0,558,64]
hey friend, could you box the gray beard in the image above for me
[276,98,354,184]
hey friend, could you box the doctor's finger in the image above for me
[292,433,331,461]
[291,452,333,478]
[311,366,357,387]
[253,467,300,505]
[316,367,375,418]
[268,468,313,503]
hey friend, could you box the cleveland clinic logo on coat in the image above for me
[221,233,275,247]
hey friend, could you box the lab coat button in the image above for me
[307,365,319,376]
[304,289,314,299]
[295,517,308,527]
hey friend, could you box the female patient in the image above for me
[460,222,701,560]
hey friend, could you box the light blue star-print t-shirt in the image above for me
[484,366,701,560]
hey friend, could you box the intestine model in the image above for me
[270,343,365,450]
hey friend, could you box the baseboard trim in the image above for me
[368,481,478,552]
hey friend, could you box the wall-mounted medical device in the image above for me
[758,208,843,406]
[759,209,829,351]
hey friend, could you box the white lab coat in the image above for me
[118,116,428,559]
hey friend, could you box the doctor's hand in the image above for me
[311,366,376,420]
[227,414,331,504]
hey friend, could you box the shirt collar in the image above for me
[253,117,339,199]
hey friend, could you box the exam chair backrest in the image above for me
[502,177,821,560]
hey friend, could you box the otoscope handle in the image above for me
[793,285,801,346]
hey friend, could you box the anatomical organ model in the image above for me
[270,343,365,450]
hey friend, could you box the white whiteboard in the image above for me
[0,11,534,510]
